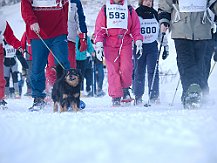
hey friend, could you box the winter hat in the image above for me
[110,0,124,5]
[138,0,154,6]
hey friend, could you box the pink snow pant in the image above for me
[104,45,133,98]
[0,45,6,100]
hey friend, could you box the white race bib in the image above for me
[32,0,58,7]
[179,0,207,12]
[4,44,16,58]
[140,17,159,44]
[106,0,128,29]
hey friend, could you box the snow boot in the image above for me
[0,99,8,110]
[135,96,143,105]
[183,83,202,109]
[112,97,121,107]
[150,98,160,104]
[96,89,105,97]
[122,88,134,103]
[29,97,46,111]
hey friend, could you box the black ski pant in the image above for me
[203,39,214,94]
[174,39,208,98]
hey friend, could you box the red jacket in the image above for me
[21,0,69,39]
[2,22,21,49]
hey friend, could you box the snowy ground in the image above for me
[1,2,217,163]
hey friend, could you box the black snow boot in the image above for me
[29,98,46,111]
[0,99,8,109]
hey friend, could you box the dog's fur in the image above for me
[51,67,82,112]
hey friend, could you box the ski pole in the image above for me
[91,56,96,96]
[144,32,165,107]
[35,32,66,70]
[169,78,181,106]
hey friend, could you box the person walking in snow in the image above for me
[0,12,24,109]
[21,31,32,96]
[133,0,169,105]
[3,39,28,99]
[45,0,87,93]
[76,35,95,94]
[91,33,106,97]
[94,0,143,106]
[158,0,217,108]
[67,0,87,68]
[21,0,71,110]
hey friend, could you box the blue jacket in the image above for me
[76,36,94,61]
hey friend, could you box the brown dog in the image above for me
[51,68,82,112]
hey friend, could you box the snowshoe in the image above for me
[0,100,8,110]
[183,84,202,109]
[29,98,46,112]
[121,88,134,103]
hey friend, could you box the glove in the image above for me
[214,46,217,62]
[78,33,87,52]
[30,23,40,34]
[95,42,104,61]
[162,45,169,60]
[135,40,143,59]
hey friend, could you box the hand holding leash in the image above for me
[30,23,40,34]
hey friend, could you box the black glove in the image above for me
[162,45,169,60]
[214,46,217,62]
[16,50,29,69]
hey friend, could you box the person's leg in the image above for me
[11,62,20,98]
[25,60,32,95]
[31,39,50,99]
[174,39,207,100]
[95,62,104,91]
[119,45,133,89]
[146,42,159,100]
[51,35,70,70]
[76,60,86,91]
[133,44,147,99]
[68,41,76,68]
[200,40,211,95]
[84,58,92,93]
[4,65,10,97]
[104,46,122,98]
